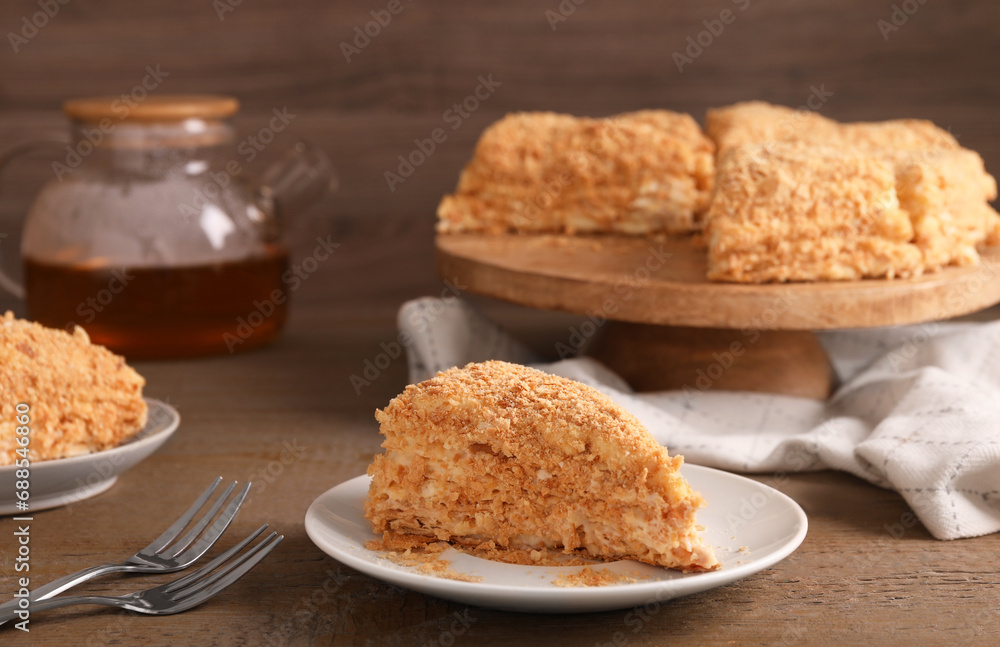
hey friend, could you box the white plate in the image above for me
[305,464,808,613]
[0,399,179,515]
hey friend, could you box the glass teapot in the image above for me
[0,95,333,359]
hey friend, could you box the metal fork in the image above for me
[0,477,249,619]
[0,524,282,624]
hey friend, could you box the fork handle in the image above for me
[0,593,131,624]
[0,563,120,617]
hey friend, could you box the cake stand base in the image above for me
[586,322,833,399]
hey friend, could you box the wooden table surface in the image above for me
[2,216,998,646]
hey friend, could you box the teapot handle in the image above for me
[258,141,337,226]
[0,133,69,299]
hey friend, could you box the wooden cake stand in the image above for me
[436,234,1000,399]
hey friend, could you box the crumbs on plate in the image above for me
[552,567,649,588]
[464,540,596,567]
[365,537,482,583]
[366,536,656,588]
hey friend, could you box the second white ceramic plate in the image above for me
[305,464,808,613]
[0,398,180,515]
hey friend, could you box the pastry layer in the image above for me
[0,312,148,465]
[365,360,719,572]
[705,102,1000,281]
[437,110,715,235]
[705,143,924,282]
[706,101,962,156]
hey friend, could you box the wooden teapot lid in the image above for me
[63,95,239,123]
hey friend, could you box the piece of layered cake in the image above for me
[0,312,148,465]
[706,101,964,156]
[706,143,924,282]
[364,360,719,572]
[706,101,845,155]
[705,102,1000,281]
[891,148,1000,270]
[437,110,715,235]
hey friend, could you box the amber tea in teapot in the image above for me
[24,247,289,358]
[0,95,331,359]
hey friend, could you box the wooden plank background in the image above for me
[0,0,997,231]
[1,5,999,644]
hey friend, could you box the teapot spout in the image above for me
[258,141,336,224]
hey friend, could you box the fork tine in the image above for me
[164,524,270,594]
[162,481,240,558]
[184,533,284,604]
[172,482,252,563]
[147,477,223,553]
[169,531,282,602]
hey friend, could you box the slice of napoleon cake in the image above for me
[364,360,719,572]
[0,312,148,465]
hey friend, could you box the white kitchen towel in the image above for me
[398,297,1000,541]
